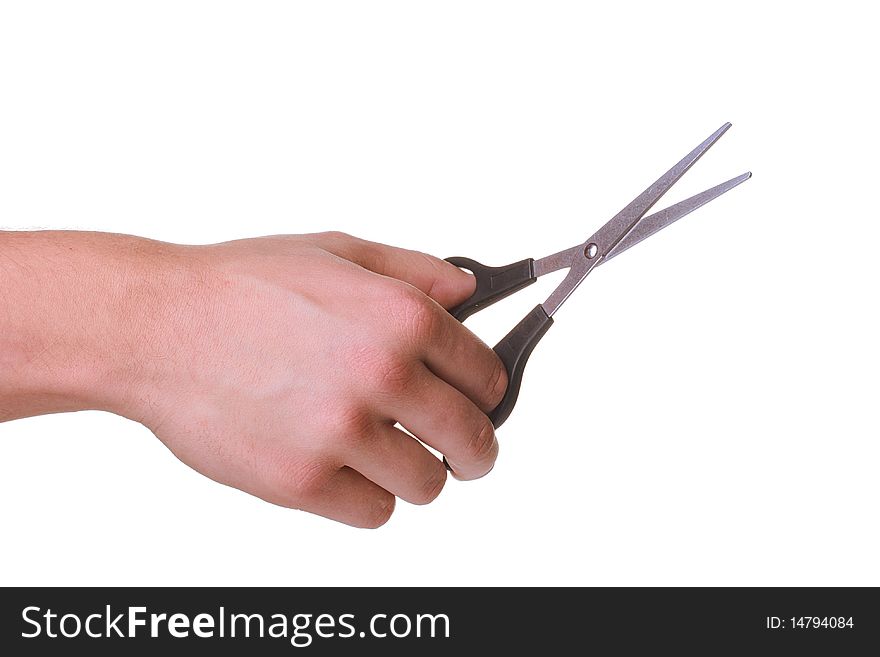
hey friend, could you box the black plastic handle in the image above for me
[445,256,537,322]
[488,304,554,428]
[442,303,553,470]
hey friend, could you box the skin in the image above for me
[0,230,506,528]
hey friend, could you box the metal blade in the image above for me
[542,122,732,316]
[533,171,751,276]
[603,171,750,263]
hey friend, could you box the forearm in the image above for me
[0,230,195,423]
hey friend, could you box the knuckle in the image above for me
[364,349,418,396]
[268,456,333,507]
[362,494,396,529]
[358,243,388,274]
[333,403,376,439]
[413,464,447,505]
[486,357,508,408]
[317,230,354,243]
[416,251,451,299]
[317,231,389,273]
[466,418,498,465]
[390,285,441,345]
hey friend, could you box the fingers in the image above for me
[313,231,508,413]
[419,309,507,415]
[373,362,499,480]
[298,466,397,529]
[382,282,507,414]
[343,422,447,505]
[310,231,476,309]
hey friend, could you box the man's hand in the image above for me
[0,230,506,527]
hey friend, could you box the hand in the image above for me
[0,230,506,528]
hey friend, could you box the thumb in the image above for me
[311,232,475,309]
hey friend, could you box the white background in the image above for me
[1,1,878,586]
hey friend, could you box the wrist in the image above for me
[0,231,209,424]
[79,235,214,425]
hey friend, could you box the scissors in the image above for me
[446,122,751,429]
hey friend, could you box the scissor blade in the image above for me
[542,122,732,316]
[591,122,732,259]
[603,171,751,263]
[533,171,751,277]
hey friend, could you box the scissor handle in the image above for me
[488,304,554,428]
[445,255,553,431]
[442,303,553,470]
[445,256,537,322]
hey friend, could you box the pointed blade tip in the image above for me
[715,122,732,137]
[722,171,752,190]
